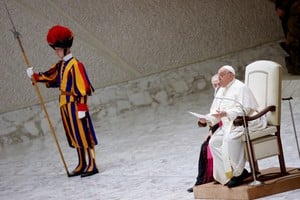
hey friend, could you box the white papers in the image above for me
[188,111,212,122]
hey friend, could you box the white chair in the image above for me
[238,60,287,180]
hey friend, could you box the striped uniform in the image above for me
[36,56,98,149]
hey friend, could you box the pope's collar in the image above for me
[224,78,235,89]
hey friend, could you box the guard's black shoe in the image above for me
[81,168,99,178]
[68,170,84,177]
[187,187,193,193]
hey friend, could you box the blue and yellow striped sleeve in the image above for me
[36,63,60,88]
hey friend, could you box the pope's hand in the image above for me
[198,118,207,124]
[26,67,34,78]
[212,110,227,118]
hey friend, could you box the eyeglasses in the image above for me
[218,71,231,78]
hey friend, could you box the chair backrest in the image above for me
[245,60,282,126]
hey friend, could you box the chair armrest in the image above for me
[233,105,276,126]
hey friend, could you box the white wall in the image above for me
[0,0,282,113]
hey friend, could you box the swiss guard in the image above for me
[26,25,99,177]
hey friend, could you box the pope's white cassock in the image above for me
[208,78,267,185]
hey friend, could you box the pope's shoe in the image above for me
[226,168,250,188]
[81,167,99,178]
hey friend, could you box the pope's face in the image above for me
[218,69,234,87]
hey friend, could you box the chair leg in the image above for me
[253,160,259,175]
[276,127,287,176]
[244,127,287,181]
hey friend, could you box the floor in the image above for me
[0,79,300,200]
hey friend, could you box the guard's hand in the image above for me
[77,103,88,119]
[26,67,34,78]
[78,111,86,119]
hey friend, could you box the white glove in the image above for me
[78,111,86,119]
[26,67,34,78]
